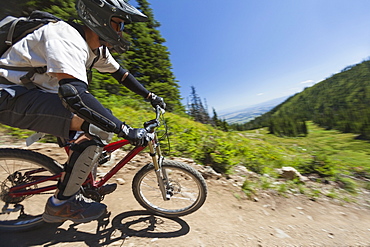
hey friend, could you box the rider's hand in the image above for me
[148,93,166,110]
[118,124,150,146]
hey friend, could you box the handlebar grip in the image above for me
[144,119,159,132]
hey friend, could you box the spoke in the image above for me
[0,160,11,174]
[170,196,195,201]
[138,167,202,212]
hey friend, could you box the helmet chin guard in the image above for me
[76,0,148,53]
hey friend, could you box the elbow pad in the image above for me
[58,79,123,134]
[112,67,150,98]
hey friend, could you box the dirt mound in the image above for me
[0,140,370,246]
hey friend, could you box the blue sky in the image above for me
[146,0,370,113]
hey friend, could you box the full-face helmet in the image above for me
[76,0,148,52]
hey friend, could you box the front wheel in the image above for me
[132,160,207,217]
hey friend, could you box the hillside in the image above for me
[242,60,370,138]
[2,104,369,194]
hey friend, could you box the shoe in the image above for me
[42,195,107,223]
[98,183,117,196]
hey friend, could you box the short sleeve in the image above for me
[45,39,89,82]
[93,47,120,74]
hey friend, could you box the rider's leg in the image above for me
[55,116,116,199]
[56,135,104,200]
[43,116,113,223]
[0,88,111,223]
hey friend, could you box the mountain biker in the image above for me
[0,0,165,223]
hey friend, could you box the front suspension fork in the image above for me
[148,134,170,200]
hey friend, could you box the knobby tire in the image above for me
[132,160,207,217]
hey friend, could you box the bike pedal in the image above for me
[98,183,117,195]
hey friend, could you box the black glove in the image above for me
[148,93,166,110]
[118,124,150,146]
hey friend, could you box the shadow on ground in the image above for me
[0,210,190,247]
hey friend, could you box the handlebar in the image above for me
[144,105,165,133]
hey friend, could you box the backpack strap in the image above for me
[5,17,51,47]
[0,64,47,89]
[6,17,27,46]
[87,49,101,84]
[20,66,47,89]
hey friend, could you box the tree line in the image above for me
[186,86,228,131]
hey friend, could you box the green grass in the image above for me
[245,122,370,179]
[239,122,370,200]
[1,105,369,199]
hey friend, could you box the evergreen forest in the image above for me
[234,61,370,140]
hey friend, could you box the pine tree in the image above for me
[212,108,220,128]
[23,0,76,20]
[0,0,27,19]
[188,86,211,124]
[268,119,275,134]
[0,0,76,19]
[211,108,229,131]
[221,119,229,132]
[120,0,184,113]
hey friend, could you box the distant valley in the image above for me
[219,96,288,124]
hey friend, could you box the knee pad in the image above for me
[57,140,103,200]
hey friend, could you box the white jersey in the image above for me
[0,21,120,94]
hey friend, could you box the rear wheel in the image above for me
[132,160,207,217]
[0,148,62,231]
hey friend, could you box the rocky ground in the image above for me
[0,137,369,246]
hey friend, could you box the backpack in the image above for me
[0,10,62,88]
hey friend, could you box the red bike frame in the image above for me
[8,138,147,198]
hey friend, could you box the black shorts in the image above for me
[0,86,73,139]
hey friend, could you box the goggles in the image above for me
[111,19,125,32]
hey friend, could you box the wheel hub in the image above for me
[0,171,34,204]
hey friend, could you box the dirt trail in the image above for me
[0,141,370,247]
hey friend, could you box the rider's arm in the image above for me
[93,48,150,98]
[94,48,164,108]
[54,73,150,145]
[112,67,166,109]
[57,76,123,134]
[111,67,150,98]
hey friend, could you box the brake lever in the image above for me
[156,105,165,118]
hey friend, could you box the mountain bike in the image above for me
[0,106,207,231]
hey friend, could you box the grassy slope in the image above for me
[1,106,369,192]
[255,122,370,175]
[113,108,370,184]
